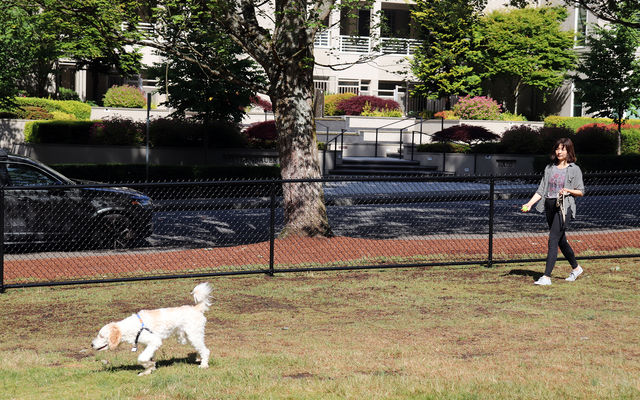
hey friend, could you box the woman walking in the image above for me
[522,137,584,285]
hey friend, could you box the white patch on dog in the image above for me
[91,282,213,375]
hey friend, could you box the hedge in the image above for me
[25,119,247,148]
[14,97,91,120]
[534,154,640,172]
[544,116,640,132]
[52,164,281,183]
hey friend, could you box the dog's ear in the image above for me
[108,324,121,350]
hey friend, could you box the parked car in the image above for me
[0,149,153,250]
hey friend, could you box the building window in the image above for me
[572,87,583,117]
[575,6,587,47]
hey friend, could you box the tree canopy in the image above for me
[473,6,576,115]
[410,0,486,101]
[573,24,640,154]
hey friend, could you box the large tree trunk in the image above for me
[271,62,332,238]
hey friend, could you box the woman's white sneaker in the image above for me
[565,265,583,282]
[534,275,552,285]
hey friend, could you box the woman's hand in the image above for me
[561,188,583,197]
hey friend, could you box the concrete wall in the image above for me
[409,151,536,175]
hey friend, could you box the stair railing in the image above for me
[373,117,416,158]
[322,129,345,175]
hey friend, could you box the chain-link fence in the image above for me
[2,172,639,291]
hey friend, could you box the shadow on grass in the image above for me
[102,352,200,373]
[505,269,544,281]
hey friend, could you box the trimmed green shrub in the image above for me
[574,123,618,154]
[544,116,640,132]
[14,97,91,120]
[25,120,96,144]
[622,128,640,154]
[416,142,469,153]
[103,85,146,108]
[500,125,542,154]
[452,95,501,120]
[499,112,527,121]
[58,87,80,101]
[324,92,356,116]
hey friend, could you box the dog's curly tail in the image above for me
[192,282,213,312]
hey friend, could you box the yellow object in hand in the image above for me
[521,205,530,212]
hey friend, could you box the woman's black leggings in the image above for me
[544,198,579,277]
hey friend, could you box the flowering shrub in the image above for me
[16,106,53,120]
[337,95,401,116]
[433,124,499,145]
[434,110,458,120]
[452,95,501,120]
[102,85,146,108]
[324,92,356,116]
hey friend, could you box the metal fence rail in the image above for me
[2,172,639,291]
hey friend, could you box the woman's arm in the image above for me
[561,188,583,197]
[522,193,542,212]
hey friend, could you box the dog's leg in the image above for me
[186,331,210,368]
[137,336,162,376]
[138,361,156,376]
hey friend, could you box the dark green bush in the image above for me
[58,87,81,101]
[469,142,504,154]
[25,121,96,144]
[573,124,618,154]
[89,118,143,145]
[416,142,469,153]
[499,125,542,154]
[539,126,575,153]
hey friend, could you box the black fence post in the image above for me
[269,181,276,276]
[399,128,404,159]
[488,176,495,268]
[375,128,379,157]
[0,186,4,293]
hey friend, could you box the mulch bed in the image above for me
[4,230,640,285]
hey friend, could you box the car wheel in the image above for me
[100,213,134,249]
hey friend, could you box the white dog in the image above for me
[92,282,212,375]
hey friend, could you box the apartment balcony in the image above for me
[314,33,420,56]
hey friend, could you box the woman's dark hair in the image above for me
[551,137,577,164]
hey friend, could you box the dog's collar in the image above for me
[132,313,153,352]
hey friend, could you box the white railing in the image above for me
[314,30,330,48]
[339,35,371,53]
[380,38,421,55]
[314,80,329,93]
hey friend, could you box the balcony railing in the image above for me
[339,35,372,53]
[314,30,330,48]
[380,38,421,55]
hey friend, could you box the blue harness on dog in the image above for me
[132,313,153,352]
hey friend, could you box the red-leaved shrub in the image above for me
[433,125,499,145]
[336,95,400,116]
[245,120,277,140]
[250,96,272,112]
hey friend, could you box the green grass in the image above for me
[1,259,640,399]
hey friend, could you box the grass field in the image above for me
[1,259,639,399]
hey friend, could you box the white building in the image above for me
[59,1,602,119]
